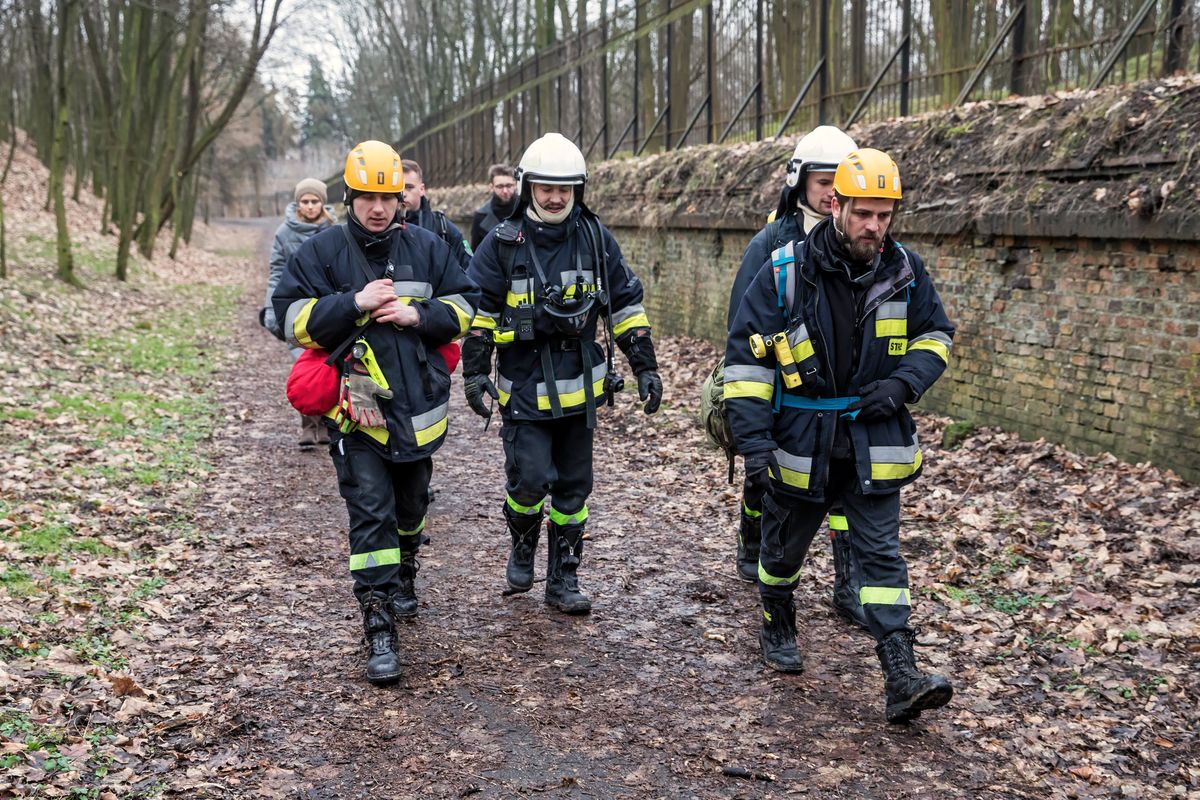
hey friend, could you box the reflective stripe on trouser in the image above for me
[758,458,911,639]
[500,416,593,528]
[329,435,433,604]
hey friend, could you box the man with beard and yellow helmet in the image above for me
[715,126,869,631]
[724,148,956,723]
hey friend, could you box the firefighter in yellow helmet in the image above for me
[272,140,480,686]
[724,148,956,723]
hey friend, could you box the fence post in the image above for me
[1163,0,1187,76]
[666,0,673,151]
[1010,0,1027,96]
[900,0,911,117]
[755,0,763,140]
[818,0,829,124]
[706,2,715,143]
[601,12,609,157]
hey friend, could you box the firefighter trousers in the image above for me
[501,416,593,524]
[329,435,432,603]
[758,458,911,639]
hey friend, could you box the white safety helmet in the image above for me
[784,125,858,188]
[516,132,588,197]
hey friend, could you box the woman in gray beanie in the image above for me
[262,177,334,448]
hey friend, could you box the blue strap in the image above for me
[777,394,863,419]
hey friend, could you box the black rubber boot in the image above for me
[544,523,591,614]
[360,592,402,686]
[875,629,953,723]
[829,529,868,630]
[391,549,420,619]
[735,506,761,583]
[759,595,804,673]
[504,505,542,593]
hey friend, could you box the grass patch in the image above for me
[0,566,35,597]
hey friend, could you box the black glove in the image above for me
[636,370,662,415]
[744,450,779,494]
[463,373,499,418]
[847,378,909,422]
[461,332,494,377]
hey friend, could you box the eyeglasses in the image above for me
[493,182,516,190]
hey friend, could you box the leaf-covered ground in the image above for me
[1,138,1198,799]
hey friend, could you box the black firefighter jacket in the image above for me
[273,221,480,462]
[467,207,653,423]
[725,218,954,500]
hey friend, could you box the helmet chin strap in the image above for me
[527,193,574,224]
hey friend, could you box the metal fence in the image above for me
[397,0,1196,187]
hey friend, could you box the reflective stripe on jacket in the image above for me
[272,222,480,462]
[725,218,954,499]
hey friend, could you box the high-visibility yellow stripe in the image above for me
[506,494,543,515]
[870,449,922,481]
[876,319,907,337]
[349,547,402,571]
[293,299,318,348]
[493,329,516,344]
[439,297,472,336]
[776,465,810,489]
[398,518,426,536]
[548,505,588,525]
[471,315,498,331]
[414,416,447,446]
[790,339,815,363]
[612,312,651,336]
[829,514,848,531]
[908,338,950,364]
[724,380,773,401]
[536,378,606,411]
[742,502,761,518]
[758,562,803,586]
[860,586,911,606]
[505,290,531,308]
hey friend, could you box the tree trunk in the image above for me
[51,0,78,286]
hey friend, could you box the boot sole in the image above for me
[545,599,592,615]
[366,670,402,686]
[506,577,534,593]
[886,683,954,723]
[762,655,805,674]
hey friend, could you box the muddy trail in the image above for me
[142,220,1035,800]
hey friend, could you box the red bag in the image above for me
[287,349,341,416]
[437,342,461,373]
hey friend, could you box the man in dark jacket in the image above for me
[723,126,868,634]
[725,148,955,723]
[461,133,662,615]
[273,140,479,686]
[401,158,472,270]
[470,164,518,251]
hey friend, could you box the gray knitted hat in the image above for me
[294,177,327,204]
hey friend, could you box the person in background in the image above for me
[400,158,472,270]
[263,177,334,449]
[470,164,518,251]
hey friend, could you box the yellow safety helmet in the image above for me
[833,148,902,200]
[343,140,404,195]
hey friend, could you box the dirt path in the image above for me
[144,221,1045,799]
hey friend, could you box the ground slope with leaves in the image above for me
[434,75,1200,237]
[1,138,1198,799]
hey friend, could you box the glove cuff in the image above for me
[461,332,494,377]
[618,329,657,373]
